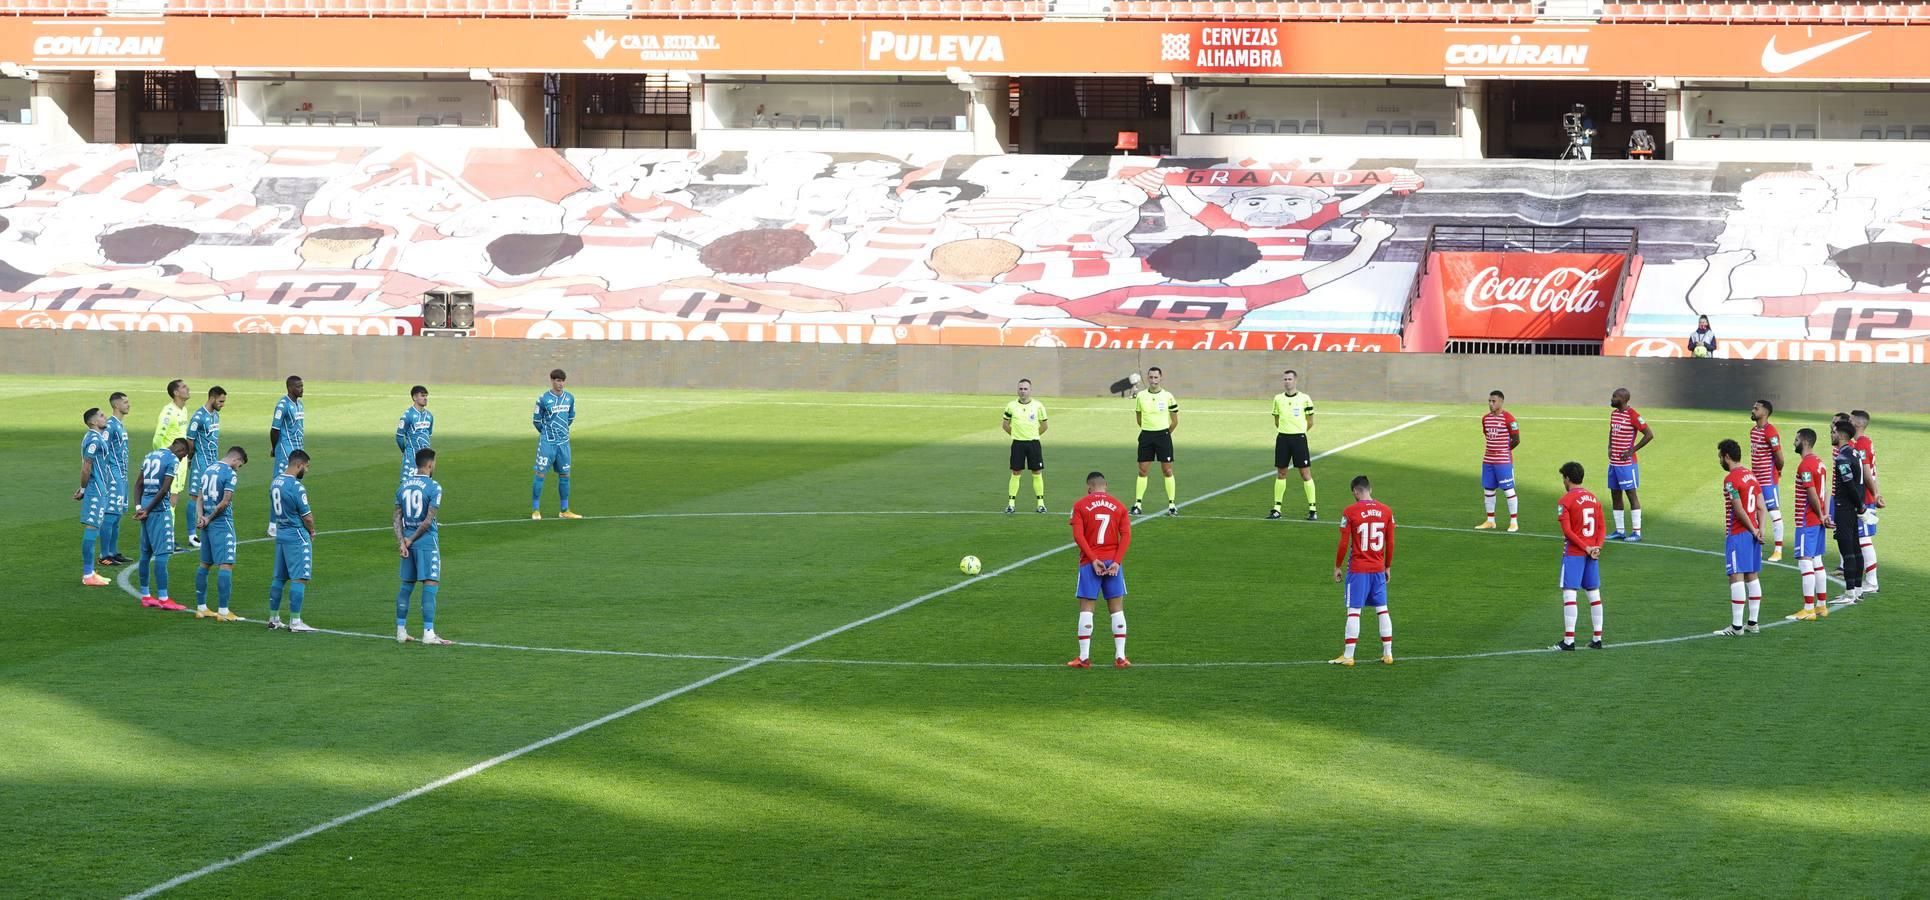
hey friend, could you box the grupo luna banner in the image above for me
[0,146,1926,358]
[1436,251,1623,342]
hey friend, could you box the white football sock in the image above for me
[1484,491,1497,517]
[1800,562,1816,609]
[1505,489,1519,521]
[1632,509,1643,532]
[1809,557,1829,605]
[1076,610,1093,661]
[1614,509,1627,532]
[1770,508,1784,548]
[1860,537,1878,589]
[1587,590,1603,639]
[1111,611,1128,659]
[1746,579,1762,624]
[1343,611,1360,659]
[1561,590,1578,643]
[1730,581,1747,628]
[1376,606,1393,658]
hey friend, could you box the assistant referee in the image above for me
[1270,369,1317,520]
[1132,366,1179,517]
[1002,378,1048,514]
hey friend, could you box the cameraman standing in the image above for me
[1564,104,1596,160]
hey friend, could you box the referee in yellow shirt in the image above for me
[1132,366,1179,517]
[153,379,195,546]
[1002,378,1048,514]
[1270,369,1317,520]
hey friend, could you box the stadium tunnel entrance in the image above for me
[1016,77,1172,155]
[1483,79,1667,160]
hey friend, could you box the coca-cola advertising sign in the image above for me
[1436,251,1626,341]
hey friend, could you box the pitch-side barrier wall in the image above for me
[12,331,1927,413]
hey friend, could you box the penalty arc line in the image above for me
[125,414,1438,897]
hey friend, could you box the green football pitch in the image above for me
[3,374,1925,898]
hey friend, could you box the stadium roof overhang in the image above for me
[2,19,1926,81]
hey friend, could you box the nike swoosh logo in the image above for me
[1761,31,1872,74]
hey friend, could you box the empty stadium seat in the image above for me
[1228,122,1250,134]
[1279,121,1300,134]
[1253,119,1275,133]
[1913,126,1930,141]
[1303,120,1320,134]
[798,114,821,128]
[1390,120,1412,135]
[1742,124,1765,139]
[1366,120,1388,134]
[417,115,439,126]
[1793,125,1816,139]
[1861,126,1883,139]
[1885,125,1907,140]
[1415,120,1438,135]
[1768,124,1790,139]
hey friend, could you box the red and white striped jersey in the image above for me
[1481,410,1518,464]
[951,195,1053,235]
[1723,467,1763,536]
[576,194,701,250]
[1749,422,1782,486]
[1030,275,1308,323]
[1793,452,1828,528]
[794,217,973,281]
[1608,406,1646,463]
[1189,201,1341,262]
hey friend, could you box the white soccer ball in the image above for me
[959,555,983,576]
[1693,344,1710,358]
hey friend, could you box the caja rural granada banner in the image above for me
[3,19,1929,79]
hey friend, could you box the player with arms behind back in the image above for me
[191,446,248,622]
[100,391,134,567]
[1553,462,1606,650]
[135,438,192,611]
[1477,389,1521,532]
[266,450,317,633]
[395,448,451,645]
[1788,428,1833,620]
[1848,410,1883,593]
[183,386,225,549]
[532,369,580,520]
[1269,369,1317,521]
[1606,388,1654,542]
[1747,400,1785,562]
[1332,475,1395,667]
[1713,439,1767,636]
[1066,471,1132,669]
[267,376,305,536]
[1130,367,1179,517]
[1829,419,1869,603]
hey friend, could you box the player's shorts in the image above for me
[1607,463,1639,491]
[1559,554,1601,591]
[1481,462,1516,491]
[535,440,572,475]
[1859,513,1877,538]
[80,489,108,528]
[399,539,442,583]
[140,508,175,558]
[198,523,237,566]
[1275,433,1311,470]
[1136,430,1174,464]
[1724,532,1763,576]
[1759,484,1780,510]
[1794,524,1825,559]
[273,535,313,582]
[275,446,301,473]
[1075,562,1126,600]
[1344,571,1388,609]
[1009,439,1044,472]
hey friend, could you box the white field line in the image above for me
[124,414,1437,897]
[17,380,1746,424]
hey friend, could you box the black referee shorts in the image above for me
[1275,433,1311,469]
[1009,439,1044,472]
[1137,429,1175,463]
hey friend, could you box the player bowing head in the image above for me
[1332,475,1395,667]
[1066,471,1132,670]
[1553,460,1606,651]
[1713,438,1766,637]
